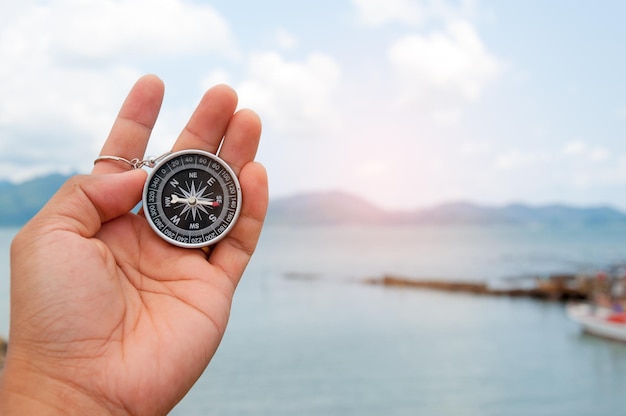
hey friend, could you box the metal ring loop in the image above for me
[94,152,173,170]
[93,155,137,169]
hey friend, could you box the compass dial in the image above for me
[142,150,241,248]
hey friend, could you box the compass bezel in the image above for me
[142,149,242,248]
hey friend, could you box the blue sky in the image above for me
[1,0,625,210]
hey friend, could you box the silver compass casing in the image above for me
[142,149,242,248]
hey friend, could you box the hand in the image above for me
[0,75,268,415]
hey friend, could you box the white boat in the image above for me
[567,302,626,342]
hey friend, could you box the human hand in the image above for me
[0,75,268,415]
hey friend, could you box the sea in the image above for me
[2,224,626,415]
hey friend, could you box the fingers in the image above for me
[217,109,262,175]
[172,84,261,180]
[209,162,268,287]
[93,75,164,174]
[32,170,148,238]
[171,84,238,155]
[96,80,260,178]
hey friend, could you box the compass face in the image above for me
[142,150,241,248]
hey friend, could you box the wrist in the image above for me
[0,354,114,415]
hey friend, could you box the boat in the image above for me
[567,302,626,342]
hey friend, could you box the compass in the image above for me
[141,149,242,248]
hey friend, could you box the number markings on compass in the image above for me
[143,151,240,247]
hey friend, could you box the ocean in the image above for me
[2,224,626,415]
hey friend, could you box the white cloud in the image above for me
[494,149,551,171]
[562,140,611,163]
[275,29,298,50]
[200,69,233,90]
[0,65,142,173]
[388,20,502,120]
[569,172,591,190]
[459,139,493,156]
[1,0,236,62]
[430,108,463,124]
[589,147,610,162]
[236,51,342,139]
[351,0,424,26]
[562,140,586,156]
[0,0,237,180]
[354,160,387,179]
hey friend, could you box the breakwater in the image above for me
[365,274,597,302]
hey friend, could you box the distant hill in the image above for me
[407,202,626,226]
[265,196,626,226]
[0,174,69,226]
[1,173,626,226]
[264,191,387,225]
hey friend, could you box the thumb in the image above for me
[32,169,148,238]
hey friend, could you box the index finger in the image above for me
[93,75,165,174]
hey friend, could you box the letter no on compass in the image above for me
[142,149,242,248]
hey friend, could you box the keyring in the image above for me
[94,154,164,170]
[94,150,241,248]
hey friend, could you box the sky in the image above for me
[1,0,626,210]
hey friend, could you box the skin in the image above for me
[0,75,268,415]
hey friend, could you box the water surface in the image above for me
[2,225,626,415]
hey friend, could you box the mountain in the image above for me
[266,197,626,226]
[407,202,626,225]
[0,174,69,226]
[265,191,388,225]
[1,173,626,226]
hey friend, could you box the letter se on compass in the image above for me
[142,150,241,248]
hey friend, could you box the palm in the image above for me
[96,215,232,408]
[16,199,233,413]
[3,76,268,415]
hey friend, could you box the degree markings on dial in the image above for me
[143,150,241,248]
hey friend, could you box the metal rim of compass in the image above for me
[141,149,242,249]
